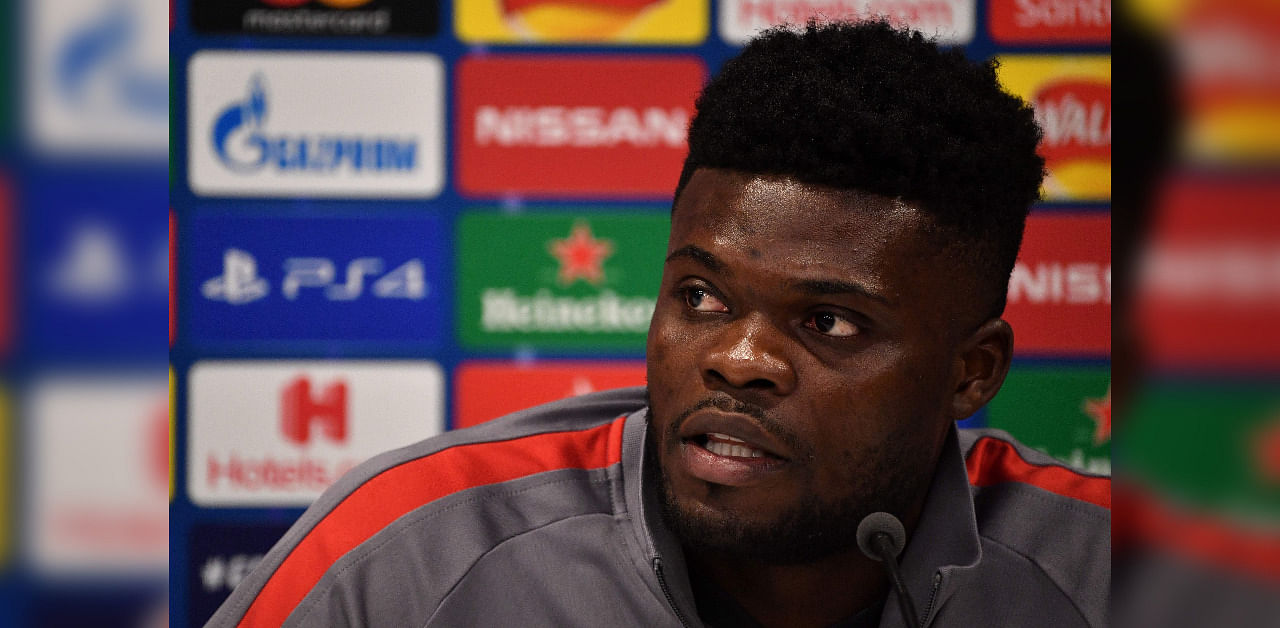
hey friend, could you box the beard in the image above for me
[644,394,936,566]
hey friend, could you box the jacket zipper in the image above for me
[918,572,942,628]
[653,557,692,628]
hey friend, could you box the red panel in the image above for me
[989,0,1111,44]
[454,360,647,429]
[456,55,705,198]
[1004,212,1111,356]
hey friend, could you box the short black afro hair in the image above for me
[676,19,1045,317]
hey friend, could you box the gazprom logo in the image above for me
[210,75,418,174]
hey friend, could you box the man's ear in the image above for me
[950,319,1014,421]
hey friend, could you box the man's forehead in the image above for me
[672,169,930,246]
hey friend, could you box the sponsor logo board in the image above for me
[27,374,169,574]
[0,175,10,356]
[456,56,704,198]
[454,360,647,428]
[24,168,166,357]
[1004,212,1110,356]
[1126,385,1280,520]
[188,214,448,346]
[458,212,668,351]
[191,0,438,37]
[25,0,168,155]
[456,0,708,44]
[996,56,1110,201]
[188,51,444,198]
[1175,1,1280,162]
[989,0,1111,44]
[986,366,1110,475]
[1136,177,1280,369]
[720,0,975,45]
[188,360,443,506]
[187,522,292,627]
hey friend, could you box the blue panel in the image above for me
[186,213,451,348]
[186,523,293,628]
[20,167,168,359]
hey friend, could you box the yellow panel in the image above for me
[456,0,708,44]
[997,55,1112,202]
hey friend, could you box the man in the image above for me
[208,20,1109,628]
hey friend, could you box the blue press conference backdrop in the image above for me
[168,2,1112,627]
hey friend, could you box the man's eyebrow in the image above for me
[665,245,727,274]
[792,279,894,307]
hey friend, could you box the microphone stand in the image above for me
[868,531,921,628]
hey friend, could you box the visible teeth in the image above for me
[705,439,764,458]
[707,432,747,444]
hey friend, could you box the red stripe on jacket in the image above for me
[966,436,1111,509]
[237,415,628,628]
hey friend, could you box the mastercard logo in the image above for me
[501,0,666,39]
[260,0,374,8]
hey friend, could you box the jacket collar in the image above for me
[622,409,982,627]
[887,425,983,626]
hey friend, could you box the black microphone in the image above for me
[856,512,921,627]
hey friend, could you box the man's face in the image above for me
[646,168,971,564]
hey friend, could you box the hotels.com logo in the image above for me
[202,374,360,499]
[280,376,347,445]
[189,361,444,506]
[720,0,975,46]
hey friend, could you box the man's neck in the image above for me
[685,548,889,628]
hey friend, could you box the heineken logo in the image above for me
[987,367,1111,475]
[480,289,653,333]
[458,212,668,352]
[1082,385,1111,446]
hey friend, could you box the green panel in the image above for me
[986,366,1111,474]
[1123,384,1280,520]
[457,210,669,352]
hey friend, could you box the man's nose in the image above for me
[701,313,796,396]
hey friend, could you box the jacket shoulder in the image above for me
[958,428,1110,628]
[206,387,645,627]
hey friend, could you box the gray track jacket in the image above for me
[207,386,1110,627]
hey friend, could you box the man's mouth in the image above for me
[675,409,791,487]
[700,432,771,459]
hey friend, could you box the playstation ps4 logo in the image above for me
[211,75,418,174]
[202,248,428,305]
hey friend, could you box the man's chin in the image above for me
[656,477,866,565]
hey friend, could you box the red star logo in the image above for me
[1083,385,1111,445]
[549,222,614,286]
[1257,419,1280,483]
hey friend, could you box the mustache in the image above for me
[660,392,807,456]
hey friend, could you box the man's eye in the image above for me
[684,288,728,312]
[806,312,858,337]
